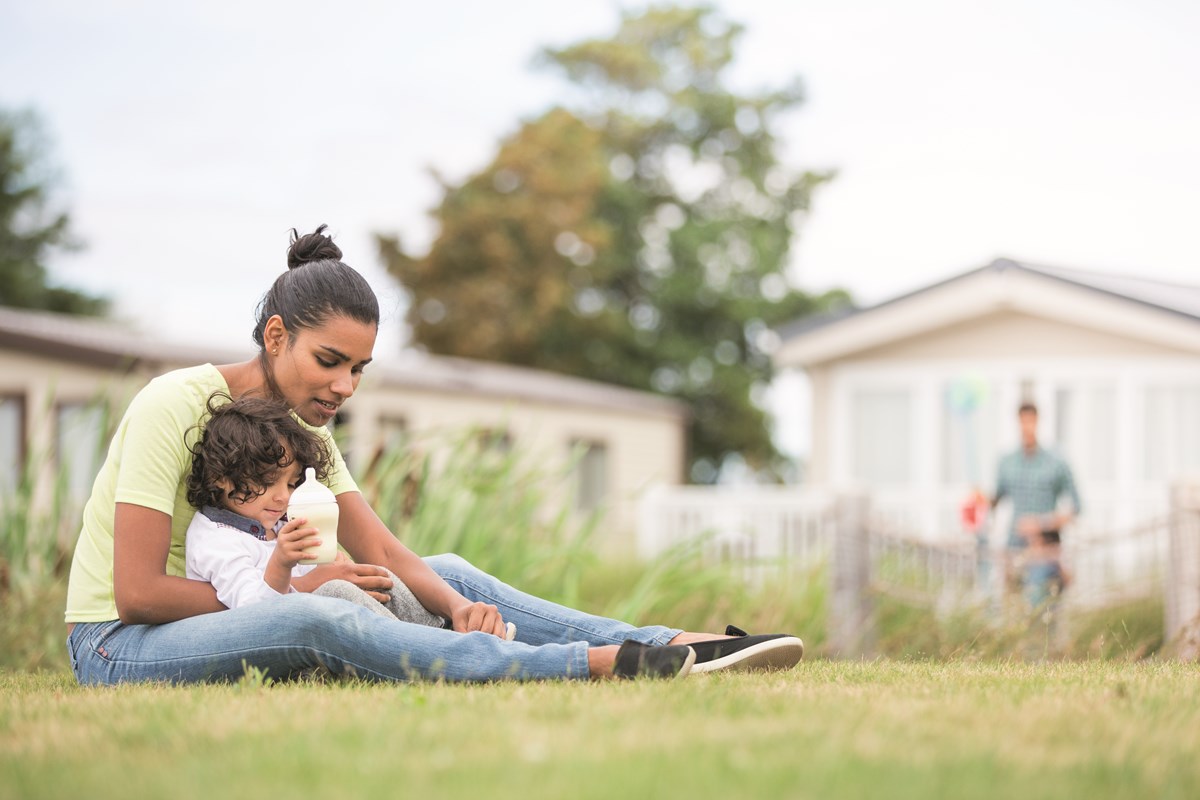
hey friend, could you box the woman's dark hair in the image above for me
[186,393,333,510]
[252,224,380,350]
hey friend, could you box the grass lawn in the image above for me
[2,659,1197,800]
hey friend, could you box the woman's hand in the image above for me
[449,600,507,638]
[291,560,394,603]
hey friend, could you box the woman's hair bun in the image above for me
[287,224,343,269]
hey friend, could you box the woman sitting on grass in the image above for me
[64,224,804,684]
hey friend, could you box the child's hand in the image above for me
[270,516,322,570]
[1016,514,1042,539]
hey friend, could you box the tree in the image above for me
[0,109,105,315]
[379,5,849,481]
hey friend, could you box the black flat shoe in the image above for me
[690,630,804,674]
[613,640,697,679]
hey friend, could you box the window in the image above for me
[475,428,512,453]
[378,416,409,452]
[850,389,911,485]
[0,395,24,495]
[1091,388,1117,481]
[571,439,608,512]
[368,415,410,475]
[1056,385,1117,483]
[940,378,998,485]
[56,402,106,499]
[374,415,409,461]
[1019,378,1036,405]
[1143,385,1200,481]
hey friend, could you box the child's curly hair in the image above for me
[186,392,332,510]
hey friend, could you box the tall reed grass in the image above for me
[0,443,88,672]
[359,431,602,610]
[0,390,120,672]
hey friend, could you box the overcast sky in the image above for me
[3,0,1198,457]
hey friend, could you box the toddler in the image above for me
[183,393,448,628]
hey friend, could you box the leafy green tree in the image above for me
[0,109,104,315]
[379,5,849,481]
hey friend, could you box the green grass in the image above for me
[2,425,1192,797]
[2,660,1197,800]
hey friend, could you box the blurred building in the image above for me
[774,258,1200,541]
[0,306,686,546]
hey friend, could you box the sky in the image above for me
[3,0,1199,458]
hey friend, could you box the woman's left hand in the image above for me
[291,560,394,603]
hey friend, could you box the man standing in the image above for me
[992,402,1081,608]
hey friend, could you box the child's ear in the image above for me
[216,478,235,502]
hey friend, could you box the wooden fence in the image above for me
[1166,481,1200,645]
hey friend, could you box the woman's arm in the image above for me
[326,491,507,637]
[113,503,225,623]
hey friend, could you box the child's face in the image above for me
[218,459,305,531]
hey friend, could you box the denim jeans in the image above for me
[1021,558,1064,609]
[67,554,681,685]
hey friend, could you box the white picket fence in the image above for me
[636,484,835,567]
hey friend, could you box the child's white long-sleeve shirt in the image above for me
[184,506,318,609]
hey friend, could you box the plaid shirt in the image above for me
[994,445,1081,548]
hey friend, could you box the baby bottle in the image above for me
[287,467,339,564]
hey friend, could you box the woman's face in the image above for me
[269,315,377,426]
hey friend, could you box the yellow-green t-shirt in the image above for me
[64,363,359,623]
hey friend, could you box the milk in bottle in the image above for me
[287,467,339,564]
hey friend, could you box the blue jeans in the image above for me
[67,554,681,685]
[1022,558,1064,609]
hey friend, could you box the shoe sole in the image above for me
[675,646,698,679]
[690,637,804,674]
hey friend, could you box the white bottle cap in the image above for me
[288,467,335,505]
